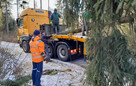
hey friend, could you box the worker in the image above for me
[82,11,92,36]
[30,30,48,86]
[41,32,52,60]
[50,8,62,34]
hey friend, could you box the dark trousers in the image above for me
[82,19,89,36]
[32,61,43,86]
[53,24,60,34]
[45,43,50,58]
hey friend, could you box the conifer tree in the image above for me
[58,0,136,85]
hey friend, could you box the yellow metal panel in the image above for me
[23,16,28,35]
[27,16,49,35]
[17,36,20,40]
[20,8,48,17]
[52,35,85,42]
[71,36,77,40]
[18,26,24,36]
[77,38,85,42]
[84,43,87,55]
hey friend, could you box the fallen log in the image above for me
[60,16,134,34]
[42,69,72,75]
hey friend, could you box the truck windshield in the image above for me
[19,19,23,28]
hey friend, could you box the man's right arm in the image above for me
[38,42,49,62]
[38,42,45,55]
[50,14,53,24]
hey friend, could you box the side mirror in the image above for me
[16,18,20,27]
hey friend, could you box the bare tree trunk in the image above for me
[5,0,9,36]
[34,0,36,8]
[17,0,19,18]
[48,0,49,10]
[40,0,42,9]
[66,0,68,27]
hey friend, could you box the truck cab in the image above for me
[17,8,51,52]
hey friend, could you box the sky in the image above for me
[11,0,57,19]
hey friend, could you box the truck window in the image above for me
[19,19,23,28]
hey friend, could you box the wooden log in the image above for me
[120,16,134,23]
[61,16,134,34]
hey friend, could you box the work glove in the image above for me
[44,56,50,63]
[60,16,63,19]
[41,52,49,63]
[44,57,50,63]
[50,21,52,24]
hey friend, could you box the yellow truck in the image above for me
[17,8,87,61]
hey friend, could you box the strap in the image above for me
[33,68,37,70]
[37,40,42,48]
[30,46,36,48]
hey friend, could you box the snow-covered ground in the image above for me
[0,41,87,86]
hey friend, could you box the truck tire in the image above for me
[57,44,70,61]
[22,41,30,53]
[47,44,54,58]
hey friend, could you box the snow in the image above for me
[0,41,87,86]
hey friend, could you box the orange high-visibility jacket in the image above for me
[30,36,45,63]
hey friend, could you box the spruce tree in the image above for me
[57,0,136,85]
[85,0,136,85]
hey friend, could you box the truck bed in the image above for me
[51,34,87,43]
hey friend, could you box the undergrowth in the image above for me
[0,75,31,86]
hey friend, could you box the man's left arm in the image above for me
[58,13,63,19]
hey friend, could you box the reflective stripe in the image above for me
[37,70,40,72]
[31,53,41,55]
[33,68,37,70]
[36,41,39,48]
[37,40,42,42]
[32,56,43,58]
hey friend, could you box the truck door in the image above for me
[18,19,24,36]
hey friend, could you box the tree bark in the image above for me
[5,0,9,36]
[48,0,49,10]
[120,16,134,23]
[17,0,19,18]
[40,0,42,9]
[34,0,35,8]
[61,16,134,34]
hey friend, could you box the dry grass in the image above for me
[0,31,18,43]
[0,46,23,80]
[0,47,16,80]
[0,47,15,79]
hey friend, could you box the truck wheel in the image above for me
[47,44,53,58]
[57,44,70,61]
[22,41,30,53]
